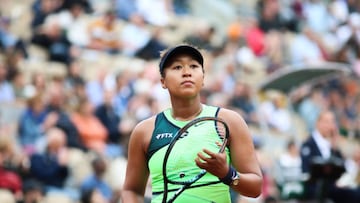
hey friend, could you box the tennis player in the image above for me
[121,44,263,202]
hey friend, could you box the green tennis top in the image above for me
[147,104,231,203]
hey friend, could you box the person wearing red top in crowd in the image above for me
[0,135,22,199]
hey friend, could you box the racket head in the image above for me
[162,116,230,186]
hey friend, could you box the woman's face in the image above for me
[161,54,204,99]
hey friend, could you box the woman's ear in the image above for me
[160,77,167,89]
[202,74,205,86]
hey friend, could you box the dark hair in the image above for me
[22,179,44,195]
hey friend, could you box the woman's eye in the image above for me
[190,64,200,69]
[173,65,182,70]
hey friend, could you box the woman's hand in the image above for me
[195,148,229,179]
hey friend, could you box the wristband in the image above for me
[219,166,239,185]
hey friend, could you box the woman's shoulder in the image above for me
[131,115,157,136]
[218,107,243,119]
[129,115,158,150]
[217,107,248,127]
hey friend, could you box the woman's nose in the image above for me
[182,66,192,75]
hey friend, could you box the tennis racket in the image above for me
[162,116,230,203]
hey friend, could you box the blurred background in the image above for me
[0,0,360,203]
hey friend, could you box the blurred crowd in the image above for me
[1,0,360,203]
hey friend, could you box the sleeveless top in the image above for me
[147,104,231,203]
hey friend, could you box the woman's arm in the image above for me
[222,109,263,197]
[195,109,263,197]
[121,118,153,202]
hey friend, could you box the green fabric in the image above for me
[152,184,230,203]
[148,104,231,203]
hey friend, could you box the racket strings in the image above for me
[165,120,227,184]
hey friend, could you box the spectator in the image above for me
[19,179,44,203]
[289,26,326,65]
[95,90,124,157]
[120,14,151,56]
[256,0,286,32]
[333,13,360,65]
[64,60,87,110]
[9,70,27,101]
[113,71,134,118]
[297,87,327,131]
[300,110,360,203]
[120,13,166,60]
[0,135,22,200]
[126,93,157,122]
[85,69,112,108]
[3,48,24,84]
[28,127,78,200]
[62,62,87,113]
[228,82,258,124]
[64,60,85,90]
[44,83,86,151]
[31,0,62,29]
[327,89,350,135]
[0,16,28,58]
[80,155,114,202]
[253,136,276,201]
[87,10,122,54]
[31,1,85,64]
[243,17,266,57]
[184,23,217,51]
[135,26,167,60]
[71,97,108,155]
[274,139,304,200]
[259,90,291,133]
[18,93,48,155]
[277,0,302,32]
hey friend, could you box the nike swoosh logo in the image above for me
[194,122,205,127]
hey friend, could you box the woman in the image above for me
[71,97,108,155]
[121,44,263,202]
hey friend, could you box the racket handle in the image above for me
[219,166,238,185]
